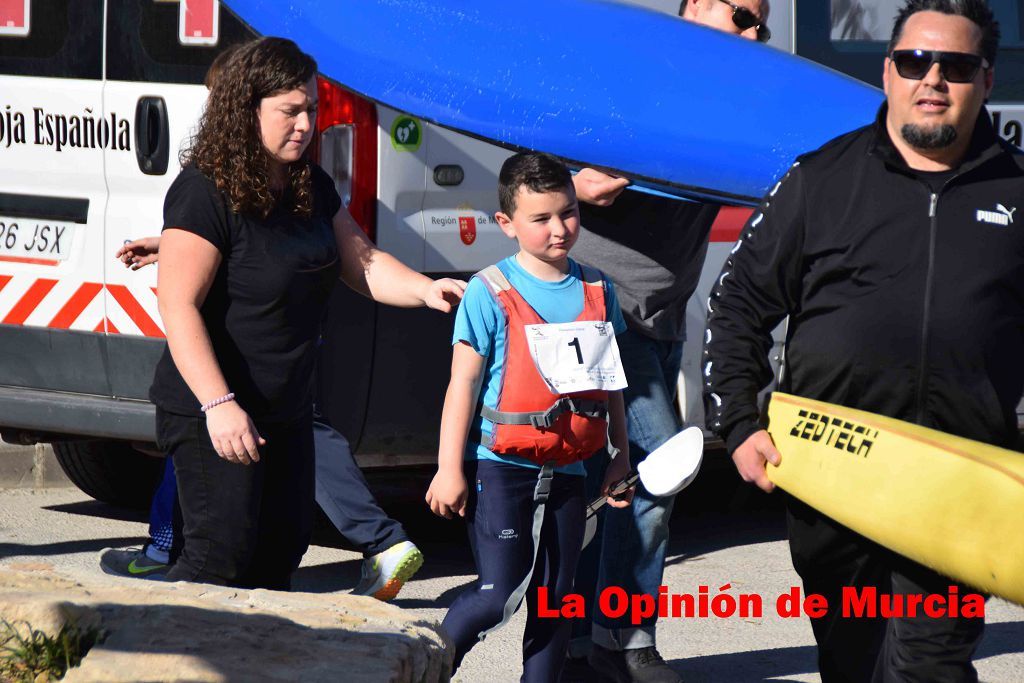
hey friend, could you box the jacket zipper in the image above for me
[915,190,940,425]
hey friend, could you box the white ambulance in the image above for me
[1,0,1021,506]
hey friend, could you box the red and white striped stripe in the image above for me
[0,275,163,338]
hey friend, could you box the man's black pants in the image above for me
[160,408,315,590]
[786,495,984,683]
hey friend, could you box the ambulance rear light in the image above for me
[315,76,378,240]
[709,206,754,243]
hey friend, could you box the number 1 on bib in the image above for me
[525,321,627,393]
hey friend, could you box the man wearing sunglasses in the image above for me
[705,0,1021,681]
[564,1,769,682]
[698,0,771,43]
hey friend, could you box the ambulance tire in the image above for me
[52,440,164,510]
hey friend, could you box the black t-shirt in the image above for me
[573,189,720,341]
[914,167,959,193]
[149,164,342,423]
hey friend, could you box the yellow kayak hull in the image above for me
[767,392,1024,605]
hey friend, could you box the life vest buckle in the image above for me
[529,398,571,429]
[533,464,554,503]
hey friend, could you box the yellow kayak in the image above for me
[767,392,1024,606]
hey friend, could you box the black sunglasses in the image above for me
[889,49,990,84]
[715,0,771,43]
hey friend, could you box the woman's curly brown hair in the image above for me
[182,37,318,218]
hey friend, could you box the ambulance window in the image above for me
[0,0,102,79]
[106,0,256,85]
[796,0,1024,100]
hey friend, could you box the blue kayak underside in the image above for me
[227,0,882,205]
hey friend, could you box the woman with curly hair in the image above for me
[148,37,464,589]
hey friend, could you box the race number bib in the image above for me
[524,321,627,393]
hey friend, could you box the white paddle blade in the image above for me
[637,426,704,497]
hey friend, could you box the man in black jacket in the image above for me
[703,0,1021,680]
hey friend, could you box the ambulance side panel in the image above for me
[100,0,250,400]
[0,1,114,435]
[332,116,514,461]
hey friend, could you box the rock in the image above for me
[0,569,450,682]
[6,562,55,573]
[0,594,101,641]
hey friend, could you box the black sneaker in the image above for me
[560,653,599,682]
[98,546,168,580]
[588,644,682,683]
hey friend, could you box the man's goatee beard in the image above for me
[901,123,958,150]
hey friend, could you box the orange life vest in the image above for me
[476,263,609,467]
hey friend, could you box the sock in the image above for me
[144,544,170,564]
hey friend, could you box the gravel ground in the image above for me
[1,484,1022,682]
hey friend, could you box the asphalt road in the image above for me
[2,467,1023,682]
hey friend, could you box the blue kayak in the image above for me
[226,0,882,205]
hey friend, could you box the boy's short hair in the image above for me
[498,152,573,216]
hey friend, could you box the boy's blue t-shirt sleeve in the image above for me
[604,279,628,335]
[452,277,500,354]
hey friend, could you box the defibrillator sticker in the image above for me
[391,116,422,152]
[525,321,627,393]
[0,0,30,37]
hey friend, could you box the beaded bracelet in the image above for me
[200,392,236,412]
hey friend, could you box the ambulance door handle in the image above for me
[433,165,464,186]
[135,97,169,176]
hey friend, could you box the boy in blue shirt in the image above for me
[426,152,634,682]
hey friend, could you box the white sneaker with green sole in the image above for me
[352,541,424,601]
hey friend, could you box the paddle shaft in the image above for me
[585,470,639,519]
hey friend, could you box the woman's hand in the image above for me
[115,237,161,270]
[204,401,266,465]
[425,467,468,519]
[422,278,467,313]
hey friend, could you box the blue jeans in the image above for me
[576,329,684,651]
